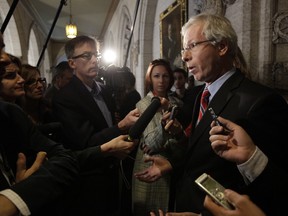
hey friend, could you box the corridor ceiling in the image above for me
[22,0,119,41]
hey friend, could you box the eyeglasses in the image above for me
[1,71,18,80]
[71,52,101,61]
[181,40,215,55]
[25,77,46,87]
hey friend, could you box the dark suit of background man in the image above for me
[149,13,288,216]
[52,35,134,215]
[44,60,73,106]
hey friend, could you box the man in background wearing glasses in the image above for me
[52,35,137,216]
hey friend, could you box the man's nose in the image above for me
[17,74,25,84]
[181,51,191,63]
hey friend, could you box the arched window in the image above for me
[43,49,52,83]
[0,0,22,57]
[27,29,39,66]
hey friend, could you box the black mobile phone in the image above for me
[208,108,231,134]
[169,105,179,120]
[208,108,222,126]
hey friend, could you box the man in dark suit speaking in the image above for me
[140,13,288,216]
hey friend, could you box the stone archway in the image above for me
[135,0,158,96]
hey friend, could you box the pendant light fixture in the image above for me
[66,0,77,38]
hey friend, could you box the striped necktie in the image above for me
[184,87,210,136]
[196,87,210,125]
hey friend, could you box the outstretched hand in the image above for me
[101,135,138,159]
[15,151,47,183]
[134,155,172,183]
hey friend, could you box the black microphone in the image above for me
[128,97,161,141]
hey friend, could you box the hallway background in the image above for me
[1,0,287,99]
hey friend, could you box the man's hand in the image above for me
[159,97,170,111]
[15,151,47,183]
[161,111,183,136]
[204,189,266,216]
[118,108,140,131]
[134,155,172,182]
[150,209,199,216]
[100,135,138,159]
[209,116,256,164]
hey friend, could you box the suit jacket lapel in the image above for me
[188,71,245,150]
[209,70,244,115]
[72,77,108,126]
[97,84,115,117]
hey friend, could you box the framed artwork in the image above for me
[160,0,187,69]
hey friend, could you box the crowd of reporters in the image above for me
[1,12,288,216]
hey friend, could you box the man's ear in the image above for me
[68,59,76,69]
[217,41,228,56]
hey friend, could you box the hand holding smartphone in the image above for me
[169,105,179,120]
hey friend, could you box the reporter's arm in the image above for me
[117,108,140,132]
[0,190,28,216]
[237,146,268,184]
[209,117,268,184]
[11,150,79,215]
[100,135,137,159]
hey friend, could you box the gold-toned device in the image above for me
[195,173,234,210]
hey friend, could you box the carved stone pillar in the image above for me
[272,11,288,44]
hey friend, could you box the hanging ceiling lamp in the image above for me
[66,0,77,38]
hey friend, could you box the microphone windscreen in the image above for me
[128,97,161,140]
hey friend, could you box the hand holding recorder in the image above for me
[195,173,233,210]
[204,189,266,216]
[209,116,256,165]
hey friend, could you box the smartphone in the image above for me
[208,108,231,135]
[195,173,234,210]
[169,105,179,120]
